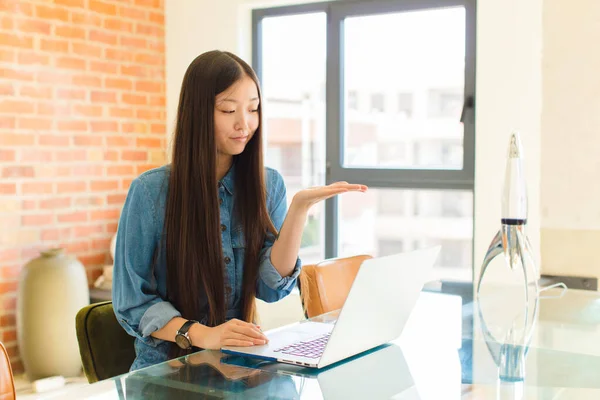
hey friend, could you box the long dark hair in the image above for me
[165,51,276,358]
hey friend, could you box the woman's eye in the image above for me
[250,109,259,113]
[221,110,235,114]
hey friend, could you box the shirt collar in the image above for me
[219,164,235,196]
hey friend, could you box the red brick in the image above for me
[71,10,102,26]
[90,61,118,75]
[18,118,53,131]
[57,181,87,193]
[74,224,104,237]
[41,229,59,241]
[22,214,54,226]
[104,151,119,161]
[3,296,16,313]
[35,5,70,22]
[2,166,34,178]
[122,151,147,162]
[105,78,132,91]
[149,11,164,25]
[57,120,88,131]
[16,18,52,34]
[147,40,164,53]
[1,329,17,343]
[91,180,119,191]
[56,26,86,40]
[20,86,53,99]
[0,150,15,162]
[65,241,90,253]
[22,200,36,210]
[20,150,52,163]
[0,16,13,30]
[121,64,147,78]
[136,164,158,174]
[0,281,18,294]
[22,182,53,194]
[73,135,103,146]
[40,197,72,209]
[73,105,103,117]
[0,33,34,48]
[17,52,51,66]
[118,6,146,20]
[104,18,133,33]
[72,74,102,87]
[0,83,14,96]
[122,93,146,105]
[91,238,112,251]
[0,116,15,129]
[58,211,88,223]
[106,222,118,234]
[71,165,103,176]
[55,150,87,162]
[149,95,165,107]
[135,80,162,93]
[56,57,87,70]
[134,0,162,7]
[135,23,164,37]
[55,0,86,7]
[120,36,146,49]
[91,91,117,103]
[40,38,69,53]
[0,49,14,62]
[0,248,19,263]
[109,107,134,118]
[39,135,70,146]
[0,314,16,327]
[106,136,134,147]
[151,123,166,134]
[79,253,107,266]
[89,0,117,15]
[71,42,102,58]
[37,103,70,116]
[107,194,126,205]
[0,100,35,114]
[90,209,119,221]
[137,137,162,148]
[0,133,35,146]
[90,121,119,133]
[56,88,86,100]
[75,197,104,207]
[89,30,117,45]
[107,165,134,176]
[136,109,163,120]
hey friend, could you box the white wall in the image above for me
[165,0,543,310]
[540,0,600,280]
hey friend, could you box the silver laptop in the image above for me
[221,246,440,369]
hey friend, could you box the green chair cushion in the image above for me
[75,301,136,383]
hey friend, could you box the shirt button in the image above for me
[224,256,231,264]
[221,224,227,232]
[219,198,223,205]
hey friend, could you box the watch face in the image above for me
[175,334,191,349]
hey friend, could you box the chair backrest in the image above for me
[75,301,136,383]
[0,341,15,400]
[299,254,372,318]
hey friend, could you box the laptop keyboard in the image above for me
[273,333,331,359]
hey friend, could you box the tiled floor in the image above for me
[14,374,89,399]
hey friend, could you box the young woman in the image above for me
[113,50,367,370]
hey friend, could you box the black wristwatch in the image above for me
[175,320,198,350]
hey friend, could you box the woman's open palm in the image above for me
[293,181,367,209]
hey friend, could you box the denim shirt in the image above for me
[112,165,302,371]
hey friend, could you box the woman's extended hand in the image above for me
[196,319,269,350]
[292,181,368,211]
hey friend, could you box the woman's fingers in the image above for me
[222,338,255,347]
[227,331,266,345]
[232,325,268,341]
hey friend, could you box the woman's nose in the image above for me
[234,112,250,132]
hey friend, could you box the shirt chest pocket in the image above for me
[231,225,246,249]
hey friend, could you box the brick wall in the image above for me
[0,0,166,372]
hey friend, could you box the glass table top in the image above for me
[59,284,600,399]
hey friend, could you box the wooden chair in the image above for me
[0,341,16,400]
[298,254,372,318]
